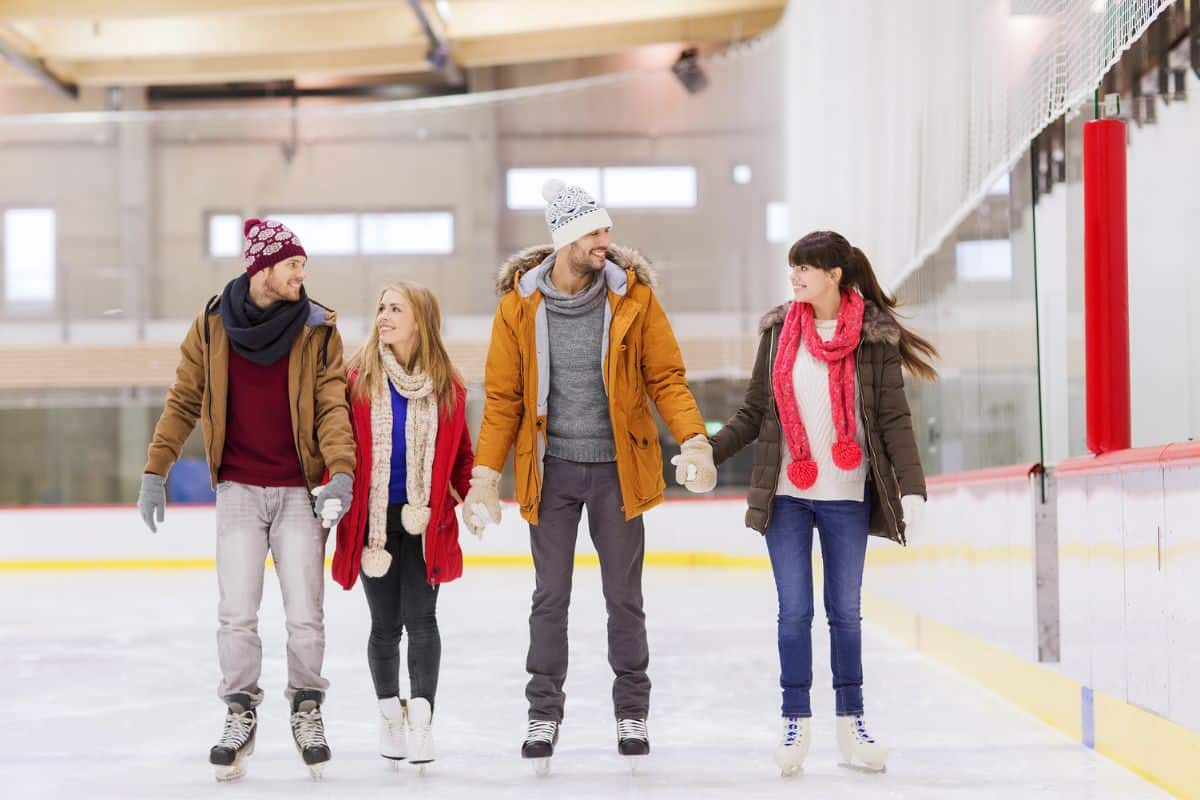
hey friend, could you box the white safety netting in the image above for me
[781,0,1173,289]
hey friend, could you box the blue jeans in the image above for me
[764,493,870,718]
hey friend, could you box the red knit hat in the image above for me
[242,218,306,277]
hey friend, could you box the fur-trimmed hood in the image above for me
[495,243,658,298]
[757,300,900,346]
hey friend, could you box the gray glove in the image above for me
[138,473,166,533]
[310,472,353,529]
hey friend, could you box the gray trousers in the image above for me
[215,481,329,707]
[526,456,649,722]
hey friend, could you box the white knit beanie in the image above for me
[542,178,613,252]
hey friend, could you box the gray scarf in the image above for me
[537,265,607,317]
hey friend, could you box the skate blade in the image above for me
[307,763,326,781]
[779,764,803,778]
[213,763,246,783]
[213,747,251,782]
[623,754,649,775]
[838,760,887,774]
[531,757,551,777]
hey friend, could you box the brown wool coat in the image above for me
[474,244,707,525]
[710,301,927,543]
[143,298,356,491]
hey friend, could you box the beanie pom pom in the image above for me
[243,217,262,237]
[832,441,863,470]
[787,459,818,489]
[541,178,566,204]
[361,547,392,578]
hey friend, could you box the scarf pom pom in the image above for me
[401,504,431,536]
[361,547,393,578]
[832,441,863,470]
[787,459,818,489]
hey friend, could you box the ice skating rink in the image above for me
[0,503,1170,800]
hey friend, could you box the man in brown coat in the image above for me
[137,218,354,782]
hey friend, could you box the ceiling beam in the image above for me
[444,0,785,38]
[0,0,398,19]
[0,23,76,97]
[453,8,785,68]
[56,44,433,86]
[19,8,425,60]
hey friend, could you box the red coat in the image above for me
[332,371,474,590]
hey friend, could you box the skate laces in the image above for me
[218,709,254,748]
[291,707,328,748]
[616,718,648,742]
[525,720,557,744]
[380,705,403,737]
[782,716,804,746]
[850,716,876,744]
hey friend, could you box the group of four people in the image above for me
[136,178,935,781]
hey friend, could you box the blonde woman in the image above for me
[332,282,476,771]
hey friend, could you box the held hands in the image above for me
[462,465,502,539]
[669,435,717,494]
[137,473,167,533]
[900,494,926,541]
[310,472,353,529]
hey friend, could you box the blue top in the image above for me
[388,382,408,505]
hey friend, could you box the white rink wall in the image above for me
[866,469,1042,662]
[1056,454,1200,734]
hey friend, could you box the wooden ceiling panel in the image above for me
[0,0,786,89]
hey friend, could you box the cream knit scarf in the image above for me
[361,341,438,578]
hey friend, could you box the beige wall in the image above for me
[0,38,784,388]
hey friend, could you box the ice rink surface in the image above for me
[1,538,1169,800]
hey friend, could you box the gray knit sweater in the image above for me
[538,267,616,463]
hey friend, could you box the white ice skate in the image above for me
[407,697,435,775]
[521,720,559,776]
[836,714,888,773]
[774,715,811,777]
[378,696,407,767]
[209,700,256,783]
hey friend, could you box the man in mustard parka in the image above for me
[462,178,717,767]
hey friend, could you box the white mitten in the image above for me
[900,494,926,541]
[669,435,717,493]
[462,466,501,539]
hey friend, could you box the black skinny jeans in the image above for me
[361,504,441,703]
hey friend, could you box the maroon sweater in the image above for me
[218,348,305,487]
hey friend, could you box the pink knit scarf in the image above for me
[772,290,865,489]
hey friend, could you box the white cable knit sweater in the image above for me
[777,319,869,502]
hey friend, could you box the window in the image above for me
[269,214,357,256]
[955,239,1013,282]
[506,166,697,210]
[766,201,790,244]
[207,213,243,258]
[506,168,601,210]
[208,212,456,257]
[603,166,697,208]
[361,212,454,255]
[4,209,55,304]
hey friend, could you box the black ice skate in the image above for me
[617,718,650,773]
[521,719,559,776]
[209,694,256,783]
[289,689,331,780]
